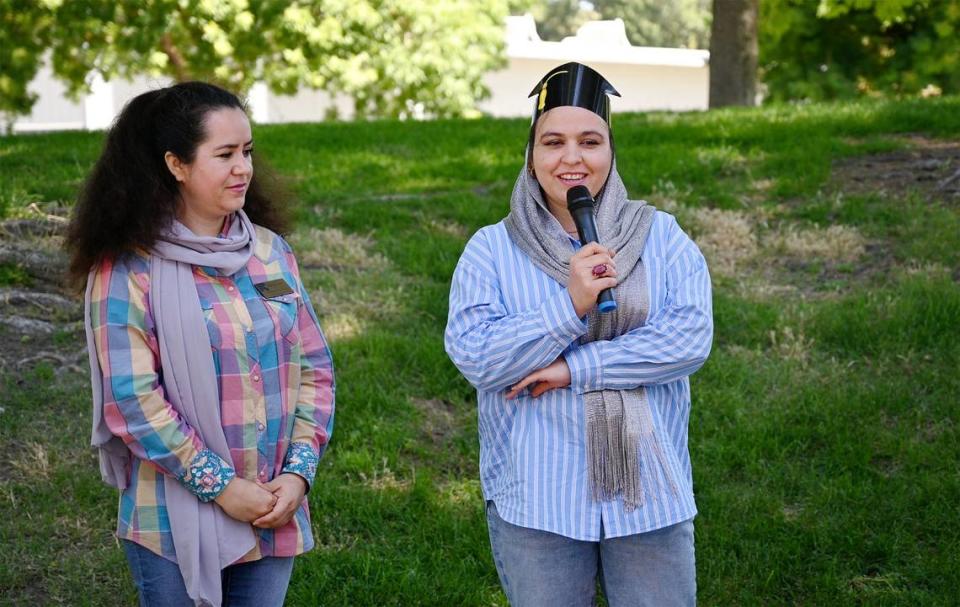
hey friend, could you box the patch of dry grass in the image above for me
[686,207,759,277]
[308,278,408,333]
[321,312,367,341]
[438,479,483,508]
[674,201,867,289]
[10,441,50,480]
[361,459,413,492]
[764,224,865,263]
[287,226,412,342]
[768,326,816,365]
[903,261,952,278]
[287,227,388,270]
[412,398,459,445]
[426,219,469,239]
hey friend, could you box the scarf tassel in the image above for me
[587,412,680,513]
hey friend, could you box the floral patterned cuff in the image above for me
[281,442,318,492]
[181,449,236,502]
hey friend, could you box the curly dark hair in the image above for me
[65,81,289,289]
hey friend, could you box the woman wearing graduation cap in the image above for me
[445,63,713,605]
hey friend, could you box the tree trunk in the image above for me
[709,0,759,108]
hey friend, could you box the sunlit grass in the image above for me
[1,95,959,605]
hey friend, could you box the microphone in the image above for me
[566,185,617,314]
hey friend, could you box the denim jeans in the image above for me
[485,501,696,607]
[121,540,294,607]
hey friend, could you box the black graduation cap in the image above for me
[528,62,620,124]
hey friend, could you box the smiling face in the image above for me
[165,107,253,236]
[531,105,612,217]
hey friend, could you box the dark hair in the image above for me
[65,81,289,289]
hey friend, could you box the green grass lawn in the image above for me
[1,96,959,605]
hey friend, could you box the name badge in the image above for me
[254,278,295,299]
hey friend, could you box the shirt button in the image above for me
[259,468,267,480]
[252,374,261,382]
[257,421,265,432]
[227,285,235,292]
[246,325,253,333]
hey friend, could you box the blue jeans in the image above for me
[121,540,294,607]
[485,501,696,607]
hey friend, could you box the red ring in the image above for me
[591,264,607,277]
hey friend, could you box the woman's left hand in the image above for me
[506,356,571,399]
[252,473,308,529]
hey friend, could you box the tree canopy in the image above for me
[518,0,710,48]
[761,0,960,101]
[592,0,710,49]
[0,0,509,121]
[515,0,956,102]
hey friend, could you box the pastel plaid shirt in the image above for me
[89,224,335,562]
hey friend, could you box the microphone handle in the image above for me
[571,208,617,314]
[596,283,617,313]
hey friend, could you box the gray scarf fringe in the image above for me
[504,160,678,511]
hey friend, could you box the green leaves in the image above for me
[592,0,711,49]
[0,0,55,118]
[0,0,509,121]
[760,0,959,101]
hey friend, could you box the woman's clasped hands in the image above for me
[214,474,308,529]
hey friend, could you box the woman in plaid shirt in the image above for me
[66,82,335,607]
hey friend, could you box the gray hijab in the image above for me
[86,211,258,606]
[504,157,678,510]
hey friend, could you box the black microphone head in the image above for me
[566,185,594,212]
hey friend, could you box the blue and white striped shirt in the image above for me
[445,210,712,541]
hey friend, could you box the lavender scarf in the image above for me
[85,211,258,606]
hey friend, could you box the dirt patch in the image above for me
[660,136,959,297]
[682,205,885,298]
[411,397,461,445]
[916,417,954,444]
[831,134,960,202]
[0,213,85,377]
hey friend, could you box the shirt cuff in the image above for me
[565,341,604,394]
[542,289,588,344]
[281,442,318,492]
[181,449,236,502]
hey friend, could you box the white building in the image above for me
[9,15,708,133]
[479,15,709,117]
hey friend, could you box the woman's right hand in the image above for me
[214,477,278,522]
[568,242,617,317]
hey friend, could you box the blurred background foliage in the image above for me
[760,0,960,102]
[1,0,958,120]
[519,0,957,101]
[514,0,711,49]
[0,0,509,119]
